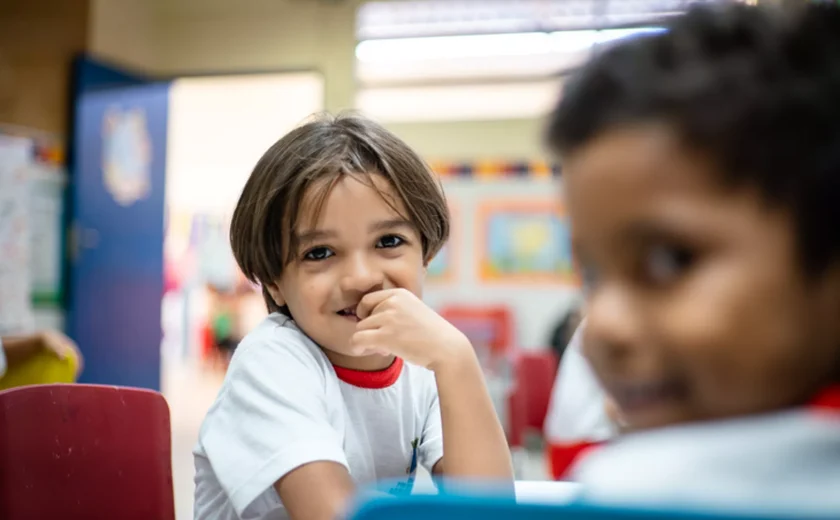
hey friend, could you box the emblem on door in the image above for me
[101,106,152,207]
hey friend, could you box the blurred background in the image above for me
[0,1,772,518]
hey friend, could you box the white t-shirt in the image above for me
[193,314,444,520]
[544,322,615,444]
[573,404,840,516]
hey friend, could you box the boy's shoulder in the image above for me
[228,313,332,377]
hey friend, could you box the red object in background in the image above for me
[507,350,558,448]
[439,305,513,356]
[0,384,175,520]
[201,322,214,360]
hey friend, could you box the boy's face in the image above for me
[563,124,840,431]
[268,173,426,370]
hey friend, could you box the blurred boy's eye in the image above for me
[303,246,334,261]
[642,244,694,285]
[376,234,404,249]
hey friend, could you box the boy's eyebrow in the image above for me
[294,229,337,247]
[294,219,414,247]
[619,219,697,245]
[369,218,414,233]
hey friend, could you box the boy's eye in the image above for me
[303,246,334,261]
[642,243,694,285]
[376,234,404,249]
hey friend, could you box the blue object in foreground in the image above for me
[347,493,832,520]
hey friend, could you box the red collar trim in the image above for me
[810,385,840,413]
[333,357,404,389]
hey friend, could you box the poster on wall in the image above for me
[426,202,457,283]
[28,161,66,306]
[478,199,575,284]
[0,134,34,334]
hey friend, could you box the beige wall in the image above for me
[88,0,158,72]
[0,0,89,134]
[87,0,548,161]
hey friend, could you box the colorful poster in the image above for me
[479,200,574,283]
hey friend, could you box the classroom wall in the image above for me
[86,0,551,161]
[86,0,576,349]
[0,0,89,135]
[87,0,158,72]
[424,176,578,350]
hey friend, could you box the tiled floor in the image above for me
[163,361,225,520]
[163,362,549,520]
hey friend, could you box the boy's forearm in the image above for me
[434,346,514,483]
[1,335,41,366]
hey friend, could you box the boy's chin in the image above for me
[322,346,394,370]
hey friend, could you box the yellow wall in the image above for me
[87,0,549,161]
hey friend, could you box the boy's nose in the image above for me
[339,254,384,294]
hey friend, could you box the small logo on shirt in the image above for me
[388,438,419,496]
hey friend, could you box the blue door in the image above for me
[66,57,169,390]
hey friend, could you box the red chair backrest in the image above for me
[507,351,559,447]
[0,384,175,520]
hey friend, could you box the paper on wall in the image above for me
[0,134,34,334]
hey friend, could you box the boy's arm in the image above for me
[2,335,42,366]
[431,343,512,482]
[274,461,356,520]
[1,331,82,372]
[354,289,514,485]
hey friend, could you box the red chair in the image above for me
[0,384,175,520]
[507,351,559,447]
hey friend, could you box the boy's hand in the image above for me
[3,331,84,377]
[38,331,84,375]
[353,288,471,371]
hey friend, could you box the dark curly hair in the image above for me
[547,2,840,276]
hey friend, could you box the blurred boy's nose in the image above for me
[583,284,644,368]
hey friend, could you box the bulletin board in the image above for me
[477,199,575,285]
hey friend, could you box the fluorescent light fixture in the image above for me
[355,27,665,64]
[356,79,563,122]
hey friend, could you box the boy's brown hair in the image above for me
[230,112,450,314]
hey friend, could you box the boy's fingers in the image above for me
[356,289,398,320]
[355,311,389,332]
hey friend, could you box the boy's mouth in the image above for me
[337,306,359,321]
[608,379,685,414]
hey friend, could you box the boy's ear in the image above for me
[266,283,286,308]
